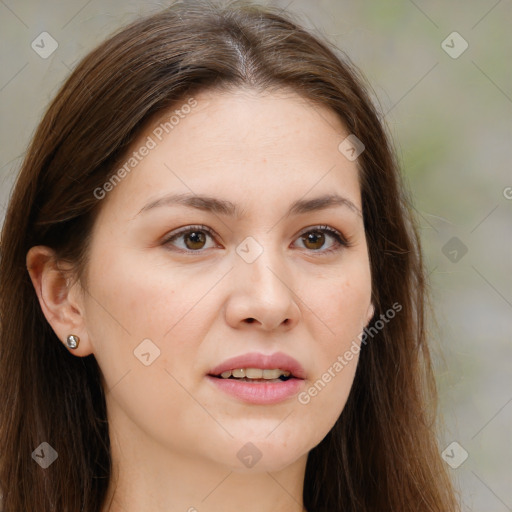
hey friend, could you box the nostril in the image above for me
[246,318,255,323]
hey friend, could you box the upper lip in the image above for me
[208,351,306,379]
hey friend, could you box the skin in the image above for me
[27,87,374,512]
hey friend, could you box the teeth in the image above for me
[246,368,263,379]
[262,369,285,379]
[219,368,292,380]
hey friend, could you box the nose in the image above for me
[224,243,300,331]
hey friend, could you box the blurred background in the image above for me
[1,1,510,510]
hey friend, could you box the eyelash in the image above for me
[161,224,351,255]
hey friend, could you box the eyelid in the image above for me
[294,224,352,253]
[161,224,219,247]
[161,224,352,254]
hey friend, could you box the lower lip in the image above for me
[206,375,305,405]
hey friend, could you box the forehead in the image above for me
[167,86,347,149]
[96,87,361,220]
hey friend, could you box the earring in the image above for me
[66,334,80,349]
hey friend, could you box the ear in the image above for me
[26,246,93,357]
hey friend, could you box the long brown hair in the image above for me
[0,1,459,510]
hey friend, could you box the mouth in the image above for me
[208,367,297,383]
[206,352,306,404]
[207,351,306,381]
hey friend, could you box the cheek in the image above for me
[83,251,216,445]
[296,259,370,425]
[86,247,203,339]
[83,247,227,391]
[296,347,360,453]
[310,260,372,339]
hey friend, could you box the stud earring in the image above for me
[66,334,80,349]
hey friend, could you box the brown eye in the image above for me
[163,225,216,252]
[183,231,207,250]
[301,231,326,250]
[293,226,349,254]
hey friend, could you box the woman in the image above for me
[0,1,459,510]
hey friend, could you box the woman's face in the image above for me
[80,87,373,472]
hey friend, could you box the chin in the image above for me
[217,433,311,473]
[229,451,306,474]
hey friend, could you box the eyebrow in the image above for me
[135,192,362,219]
